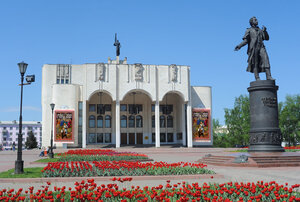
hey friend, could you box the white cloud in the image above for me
[1,106,41,112]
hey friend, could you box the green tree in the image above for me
[212,118,231,147]
[25,131,38,149]
[279,95,300,146]
[224,95,250,147]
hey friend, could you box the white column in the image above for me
[82,101,87,148]
[186,101,193,147]
[155,100,160,147]
[182,103,186,146]
[115,101,120,148]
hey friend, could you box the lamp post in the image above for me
[48,103,55,158]
[15,61,28,174]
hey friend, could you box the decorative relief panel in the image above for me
[134,63,144,81]
[250,131,282,145]
[96,63,106,81]
[170,64,178,82]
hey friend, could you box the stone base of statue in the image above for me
[247,80,284,152]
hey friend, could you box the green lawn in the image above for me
[35,158,60,163]
[0,167,43,178]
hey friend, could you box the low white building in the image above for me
[41,56,212,148]
[0,121,42,150]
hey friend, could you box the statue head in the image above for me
[249,17,258,27]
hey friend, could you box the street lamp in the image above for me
[48,103,55,158]
[15,61,28,174]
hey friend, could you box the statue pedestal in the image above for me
[247,80,284,152]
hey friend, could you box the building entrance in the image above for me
[129,133,135,145]
[121,133,127,145]
[136,133,143,144]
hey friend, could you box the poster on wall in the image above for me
[192,108,211,141]
[54,110,74,143]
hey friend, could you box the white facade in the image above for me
[41,57,212,148]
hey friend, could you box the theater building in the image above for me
[41,56,212,148]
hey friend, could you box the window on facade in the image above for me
[167,133,174,142]
[176,133,183,140]
[152,115,155,128]
[160,115,165,128]
[56,64,71,84]
[160,133,166,142]
[167,115,173,128]
[128,115,135,128]
[97,133,103,143]
[152,133,155,143]
[97,104,105,114]
[105,115,111,128]
[105,133,111,143]
[89,115,96,128]
[136,115,143,128]
[89,104,96,112]
[151,104,155,112]
[88,133,96,143]
[121,115,127,128]
[120,104,127,111]
[97,116,103,128]
[105,104,111,112]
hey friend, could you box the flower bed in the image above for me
[41,161,214,177]
[0,179,299,201]
[57,149,149,162]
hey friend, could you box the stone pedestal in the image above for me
[247,80,284,152]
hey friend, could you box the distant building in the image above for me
[42,56,212,148]
[215,125,228,135]
[0,121,42,150]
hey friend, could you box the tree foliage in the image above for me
[279,95,300,146]
[25,131,38,149]
[224,95,250,147]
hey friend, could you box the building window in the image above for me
[105,133,111,143]
[105,104,111,112]
[167,115,173,128]
[89,104,96,112]
[89,115,96,128]
[167,133,173,142]
[151,104,155,112]
[176,133,183,140]
[105,115,111,128]
[128,115,135,128]
[97,104,105,114]
[152,115,155,128]
[152,133,155,143]
[160,133,166,142]
[97,133,103,143]
[88,133,96,143]
[120,104,127,112]
[121,115,127,128]
[97,116,103,128]
[136,115,143,128]
[56,64,71,84]
[160,115,165,128]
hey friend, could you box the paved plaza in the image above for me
[0,147,299,190]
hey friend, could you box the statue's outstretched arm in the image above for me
[235,39,247,51]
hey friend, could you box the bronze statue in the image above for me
[114,33,121,56]
[235,17,274,81]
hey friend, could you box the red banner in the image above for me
[54,110,74,142]
[192,108,211,141]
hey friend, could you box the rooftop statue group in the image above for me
[235,17,274,81]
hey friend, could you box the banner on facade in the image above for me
[54,110,74,143]
[192,108,211,141]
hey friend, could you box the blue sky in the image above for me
[0,1,299,124]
